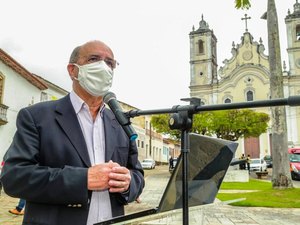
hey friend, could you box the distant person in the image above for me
[239,154,246,170]
[246,154,251,173]
[0,160,4,195]
[9,198,26,215]
[1,40,145,225]
[169,157,174,170]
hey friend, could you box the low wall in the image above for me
[223,169,249,182]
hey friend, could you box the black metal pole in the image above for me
[181,129,190,225]
[123,95,300,225]
[126,95,300,118]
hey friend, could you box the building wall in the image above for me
[0,62,44,160]
[134,125,147,160]
[0,61,69,160]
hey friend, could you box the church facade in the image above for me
[189,1,300,158]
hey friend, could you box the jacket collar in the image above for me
[55,94,118,166]
[103,108,118,161]
[55,94,91,167]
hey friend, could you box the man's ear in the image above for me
[67,64,77,80]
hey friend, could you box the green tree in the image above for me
[151,109,269,142]
[209,110,269,141]
[235,0,293,189]
[150,114,181,139]
[235,0,251,9]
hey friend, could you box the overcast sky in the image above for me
[0,0,296,110]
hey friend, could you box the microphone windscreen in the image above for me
[103,92,116,104]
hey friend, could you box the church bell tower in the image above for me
[189,15,218,97]
[286,0,300,76]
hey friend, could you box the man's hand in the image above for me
[87,161,118,191]
[108,163,131,193]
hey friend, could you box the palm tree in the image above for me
[235,0,293,188]
[235,0,251,9]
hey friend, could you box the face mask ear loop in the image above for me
[72,63,80,81]
[72,63,80,68]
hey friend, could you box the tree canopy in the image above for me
[235,0,251,9]
[151,109,270,141]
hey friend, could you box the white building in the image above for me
[189,2,300,158]
[0,48,68,160]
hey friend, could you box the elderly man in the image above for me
[1,40,144,225]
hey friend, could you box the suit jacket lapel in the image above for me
[55,95,91,167]
[103,108,117,162]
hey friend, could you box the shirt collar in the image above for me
[70,91,105,117]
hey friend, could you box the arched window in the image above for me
[224,98,231,103]
[212,40,216,57]
[296,25,300,41]
[198,40,204,54]
[246,90,254,101]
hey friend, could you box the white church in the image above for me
[189,1,300,158]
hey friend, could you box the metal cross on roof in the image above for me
[241,14,251,32]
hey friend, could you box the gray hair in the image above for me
[69,46,81,63]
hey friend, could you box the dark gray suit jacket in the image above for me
[1,95,144,225]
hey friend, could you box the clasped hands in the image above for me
[88,160,131,193]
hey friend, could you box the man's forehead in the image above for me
[80,42,113,57]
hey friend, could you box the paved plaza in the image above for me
[1,165,300,225]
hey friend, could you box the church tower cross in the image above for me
[241,14,251,32]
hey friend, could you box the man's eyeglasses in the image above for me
[86,55,118,69]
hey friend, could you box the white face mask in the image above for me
[74,60,114,97]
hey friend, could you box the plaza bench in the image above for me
[255,171,268,179]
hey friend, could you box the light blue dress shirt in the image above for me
[70,91,112,225]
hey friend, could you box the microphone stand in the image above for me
[125,95,300,225]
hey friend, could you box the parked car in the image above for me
[141,158,156,169]
[263,155,273,168]
[288,148,300,180]
[249,158,267,171]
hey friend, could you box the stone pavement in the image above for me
[0,192,23,225]
[124,165,300,225]
[1,165,300,225]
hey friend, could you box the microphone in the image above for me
[103,92,138,141]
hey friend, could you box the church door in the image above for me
[244,137,260,158]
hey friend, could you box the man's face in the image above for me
[67,41,116,97]
[77,41,116,70]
